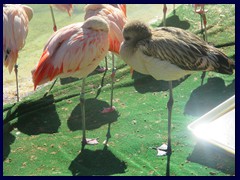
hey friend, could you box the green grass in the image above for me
[3,4,235,176]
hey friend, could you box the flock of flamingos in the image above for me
[3,4,235,156]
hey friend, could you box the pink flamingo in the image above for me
[84,4,127,113]
[49,4,73,32]
[85,4,126,55]
[41,4,127,102]
[89,4,126,73]
[32,16,110,147]
[3,4,33,102]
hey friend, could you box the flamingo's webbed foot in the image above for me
[101,106,116,113]
[151,143,171,156]
[95,66,107,73]
[82,138,99,146]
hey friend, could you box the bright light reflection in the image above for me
[193,109,235,150]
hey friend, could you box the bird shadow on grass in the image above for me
[68,148,127,176]
[184,77,235,117]
[3,132,15,161]
[67,98,119,131]
[158,14,191,30]
[187,140,235,175]
[13,95,61,135]
[132,71,190,94]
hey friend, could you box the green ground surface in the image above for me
[3,4,235,176]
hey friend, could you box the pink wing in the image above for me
[50,4,73,16]
[84,4,127,54]
[32,18,109,89]
[3,4,33,73]
[110,4,127,17]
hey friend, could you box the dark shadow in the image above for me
[132,71,190,94]
[3,132,15,161]
[158,14,191,30]
[187,140,235,175]
[184,77,235,117]
[60,77,79,85]
[13,95,61,135]
[67,98,119,131]
[68,148,127,176]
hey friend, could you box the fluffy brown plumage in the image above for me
[120,20,235,81]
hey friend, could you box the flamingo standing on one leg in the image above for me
[32,16,110,147]
[84,4,127,113]
[3,4,33,102]
[120,21,235,157]
[49,4,73,32]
